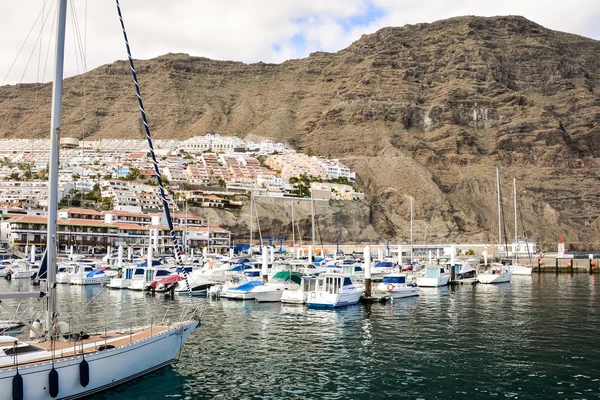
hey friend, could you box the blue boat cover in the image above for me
[85,270,105,278]
[232,281,264,291]
[230,264,252,271]
[374,262,394,268]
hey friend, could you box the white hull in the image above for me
[510,265,532,275]
[56,274,72,284]
[107,278,132,289]
[0,321,198,400]
[225,290,255,300]
[129,280,150,291]
[416,275,450,287]
[377,286,420,299]
[280,291,307,304]
[70,276,111,285]
[478,272,512,284]
[253,290,286,302]
[12,271,36,279]
[0,270,10,278]
[306,290,363,308]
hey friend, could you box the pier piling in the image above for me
[364,246,372,298]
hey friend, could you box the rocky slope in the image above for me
[2,15,600,250]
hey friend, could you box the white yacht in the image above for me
[306,272,364,308]
[251,271,302,302]
[11,259,37,279]
[281,276,317,304]
[478,263,512,284]
[129,267,172,291]
[416,266,451,287]
[107,267,146,289]
[375,273,419,298]
[224,280,265,300]
[70,268,113,285]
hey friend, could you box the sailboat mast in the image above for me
[291,199,295,247]
[410,195,413,264]
[514,177,518,264]
[249,184,253,254]
[46,0,68,330]
[311,189,315,247]
[496,167,501,250]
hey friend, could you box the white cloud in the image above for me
[1,0,598,85]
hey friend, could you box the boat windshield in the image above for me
[382,276,405,284]
[426,268,440,278]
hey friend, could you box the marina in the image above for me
[0,272,598,399]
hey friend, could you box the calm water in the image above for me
[1,274,599,399]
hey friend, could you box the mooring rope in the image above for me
[115,0,196,311]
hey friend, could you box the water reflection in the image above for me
[0,275,599,400]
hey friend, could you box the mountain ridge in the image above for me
[1,15,600,249]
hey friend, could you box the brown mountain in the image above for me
[2,15,600,250]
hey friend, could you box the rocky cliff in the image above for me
[2,15,600,250]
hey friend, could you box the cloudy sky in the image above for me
[1,0,599,85]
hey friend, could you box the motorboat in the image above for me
[375,273,419,299]
[449,261,478,283]
[57,264,94,284]
[10,259,37,279]
[129,267,172,291]
[224,280,265,300]
[251,271,302,302]
[371,261,395,280]
[281,276,317,304]
[107,267,145,289]
[478,263,512,284]
[70,268,113,285]
[306,272,364,309]
[416,266,450,287]
[208,269,262,298]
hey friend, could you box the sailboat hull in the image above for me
[0,320,198,400]
[510,265,532,275]
[478,272,512,284]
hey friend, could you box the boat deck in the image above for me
[0,325,170,369]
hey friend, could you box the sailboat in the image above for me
[509,178,533,275]
[478,167,512,284]
[0,2,198,399]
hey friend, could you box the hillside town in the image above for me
[0,133,362,250]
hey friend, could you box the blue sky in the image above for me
[1,0,599,84]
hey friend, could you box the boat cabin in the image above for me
[425,266,446,278]
[316,274,354,294]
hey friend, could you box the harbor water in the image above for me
[1,273,599,399]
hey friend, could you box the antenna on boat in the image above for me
[115,0,195,309]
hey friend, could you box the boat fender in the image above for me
[49,367,59,398]
[79,359,90,387]
[6,270,12,281]
[12,371,23,400]
[387,284,394,291]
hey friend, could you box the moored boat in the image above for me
[306,272,364,309]
[251,271,302,302]
[375,273,419,298]
[478,263,512,284]
[416,266,450,287]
